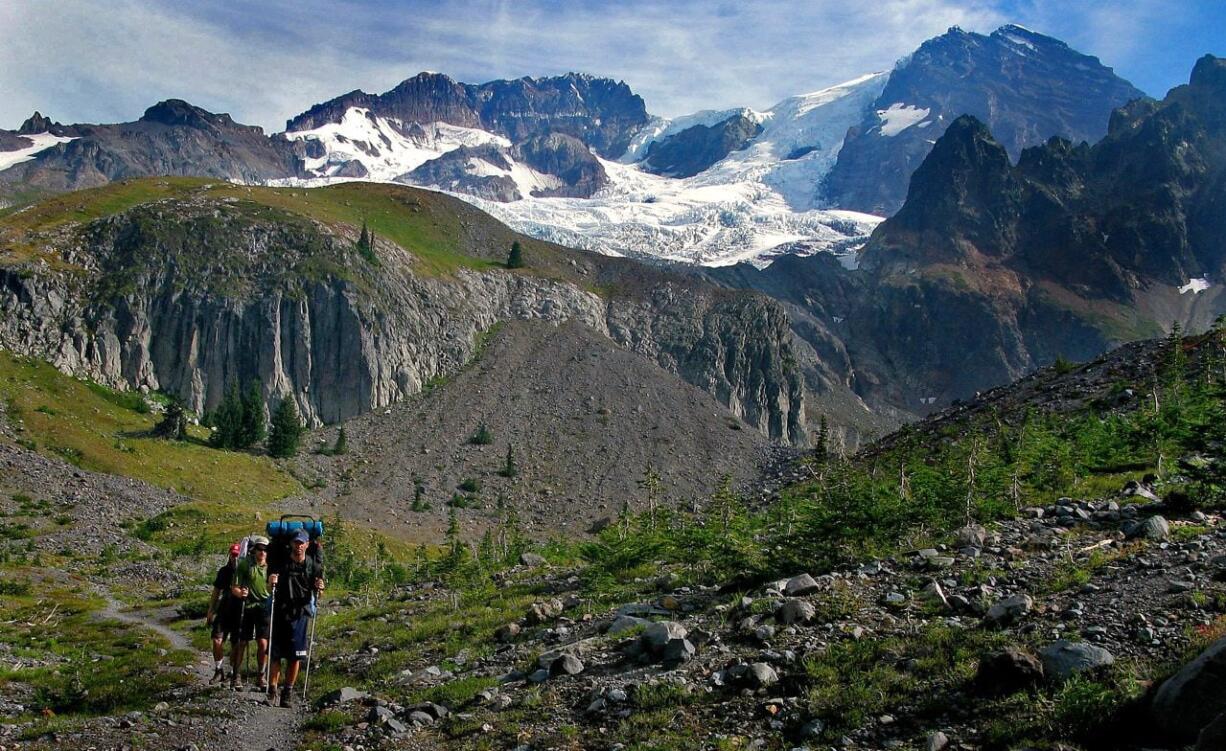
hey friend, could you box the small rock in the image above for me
[984,594,1033,627]
[784,573,820,597]
[778,599,816,625]
[550,654,584,676]
[927,730,950,751]
[746,662,778,689]
[1039,640,1115,682]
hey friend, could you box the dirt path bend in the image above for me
[95,586,305,751]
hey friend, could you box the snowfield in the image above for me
[276,72,890,268]
[0,132,76,172]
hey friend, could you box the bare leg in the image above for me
[230,640,247,681]
[255,638,268,686]
[211,635,224,662]
[285,659,302,689]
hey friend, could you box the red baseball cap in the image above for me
[229,543,241,556]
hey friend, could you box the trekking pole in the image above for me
[302,592,320,702]
[264,587,276,689]
[236,596,247,680]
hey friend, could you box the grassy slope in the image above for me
[0,350,300,508]
[0,177,504,276]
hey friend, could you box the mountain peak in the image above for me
[141,99,233,130]
[17,111,57,135]
[1190,53,1226,91]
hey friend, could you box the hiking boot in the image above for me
[279,687,293,709]
[254,675,267,691]
[265,686,277,705]
[229,672,243,689]
[209,667,224,684]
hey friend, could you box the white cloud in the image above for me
[0,0,1195,134]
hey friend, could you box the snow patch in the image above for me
[284,107,509,181]
[0,132,76,172]
[877,104,931,137]
[1179,277,1212,295]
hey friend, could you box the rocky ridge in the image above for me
[0,180,806,444]
[822,24,1146,214]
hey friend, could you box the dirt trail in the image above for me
[95,586,304,751]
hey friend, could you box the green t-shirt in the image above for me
[236,559,269,602]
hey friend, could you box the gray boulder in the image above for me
[984,594,1033,626]
[1039,640,1114,681]
[607,615,650,635]
[520,552,547,567]
[746,662,779,689]
[1153,636,1226,743]
[778,599,816,625]
[784,573,821,597]
[1126,515,1170,541]
[643,621,688,651]
[322,686,369,706]
[974,647,1044,696]
[550,654,584,676]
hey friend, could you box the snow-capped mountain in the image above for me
[0,25,1149,268]
[276,72,888,267]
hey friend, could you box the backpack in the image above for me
[265,515,325,572]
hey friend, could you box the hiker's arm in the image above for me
[206,587,220,623]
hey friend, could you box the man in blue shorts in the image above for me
[266,529,324,708]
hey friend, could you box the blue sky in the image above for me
[1,0,1221,132]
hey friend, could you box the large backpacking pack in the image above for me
[265,515,325,571]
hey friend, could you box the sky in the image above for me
[1,0,1221,133]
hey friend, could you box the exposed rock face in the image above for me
[823,24,1145,215]
[0,99,306,191]
[513,133,608,198]
[716,57,1226,423]
[286,72,648,160]
[0,190,805,444]
[640,113,763,178]
[1152,636,1226,744]
[404,144,523,202]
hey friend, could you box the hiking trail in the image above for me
[96,585,304,751]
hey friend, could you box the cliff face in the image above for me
[0,185,806,445]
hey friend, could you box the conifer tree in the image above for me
[209,385,243,449]
[153,397,188,441]
[238,382,267,449]
[507,240,524,269]
[332,427,348,456]
[267,397,305,458]
[500,443,518,477]
[813,415,829,462]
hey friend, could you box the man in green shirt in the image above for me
[228,536,271,689]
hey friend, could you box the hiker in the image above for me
[228,535,271,689]
[205,543,241,683]
[266,529,324,708]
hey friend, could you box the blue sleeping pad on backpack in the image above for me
[266,518,324,540]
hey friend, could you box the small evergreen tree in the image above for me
[153,397,188,441]
[356,220,376,263]
[238,382,267,449]
[507,240,524,269]
[332,427,349,456]
[267,398,305,458]
[209,385,243,449]
[470,423,494,445]
[813,415,829,462]
[500,443,518,478]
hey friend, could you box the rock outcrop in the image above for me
[640,113,763,178]
[0,184,805,444]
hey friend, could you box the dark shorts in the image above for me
[231,602,269,644]
[270,613,310,663]
[211,599,240,640]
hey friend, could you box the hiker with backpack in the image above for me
[266,528,324,708]
[228,535,271,689]
[205,543,242,684]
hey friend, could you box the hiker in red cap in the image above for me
[206,542,243,683]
